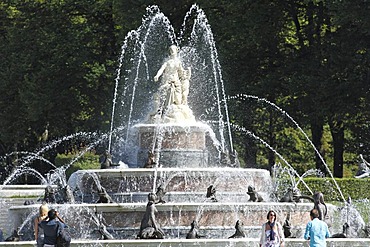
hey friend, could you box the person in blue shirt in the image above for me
[304,208,330,246]
[38,209,66,247]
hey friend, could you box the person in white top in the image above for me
[259,210,285,247]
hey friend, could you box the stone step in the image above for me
[0,238,369,247]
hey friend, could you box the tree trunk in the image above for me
[268,113,275,173]
[244,139,257,168]
[329,118,344,178]
[310,118,326,174]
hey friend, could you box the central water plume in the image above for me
[108,4,233,167]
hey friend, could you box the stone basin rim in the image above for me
[73,167,270,173]
[10,202,321,211]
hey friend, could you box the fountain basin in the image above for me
[2,238,370,247]
[69,168,274,202]
[9,202,336,240]
[0,185,53,198]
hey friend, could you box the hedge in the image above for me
[297,177,370,201]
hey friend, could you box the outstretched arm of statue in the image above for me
[154,62,167,82]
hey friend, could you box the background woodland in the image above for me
[0,0,369,182]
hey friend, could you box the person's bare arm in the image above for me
[34,217,39,240]
[56,211,65,224]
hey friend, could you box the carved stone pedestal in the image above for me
[135,124,211,167]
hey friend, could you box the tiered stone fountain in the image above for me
[2,4,370,247]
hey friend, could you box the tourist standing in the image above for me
[38,209,66,247]
[34,203,49,246]
[259,210,285,247]
[304,208,330,247]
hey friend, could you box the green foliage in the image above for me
[0,0,369,179]
[298,177,370,201]
[55,152,100,178]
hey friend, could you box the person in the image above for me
[39,209,66,247]
[304,208,330,247]
[259,210,285,247]
[154,45,185,110]
[34,203,49,247]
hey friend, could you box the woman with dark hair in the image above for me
[259,210,285,247]
[38,209,66,247]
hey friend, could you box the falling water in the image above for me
[229,94,346,202]
[107,4,234,166]
[230,122,314,195]
[2,4,369,245]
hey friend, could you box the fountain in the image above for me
[1,4,370,247]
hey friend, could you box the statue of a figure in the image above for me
[280,187,302,203]
[181,67,191,105]
[154,185,166,204]
[5,229,20,242]
[228,220,246,238]
[137,193,165,239]
[206,185,218,202]
[247,185,263,202]
[143,150,156,168]
[149,45,196,123]
[55,184,75,204]
[43,185,56,203]
[331,223,349,238]
[186,220,204,239]
[96,186,114,203]
[283,213,292,238]
[297,191,327,220]
[91,212,114,240]
[362,225,370,238]
[355,155,370,178]
[100,150,113,169]
[154,45,185,110]
[312,192,327,220]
